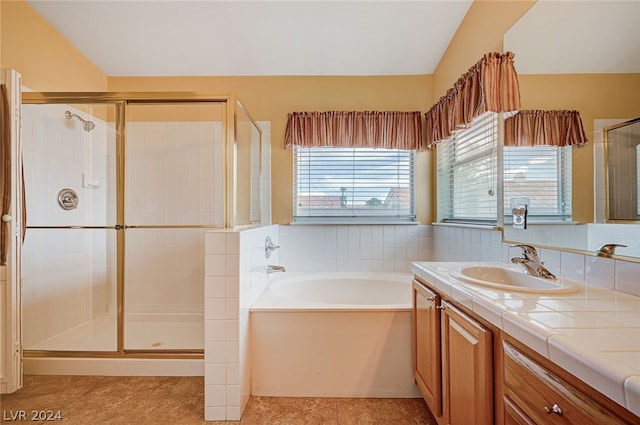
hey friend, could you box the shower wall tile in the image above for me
[125,121,224,226]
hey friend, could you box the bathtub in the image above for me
[250,272,421,398]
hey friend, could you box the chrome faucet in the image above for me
[596,243,627,258]
[510,244,556,280]
[264,235,280,259]
[266,264,286,273]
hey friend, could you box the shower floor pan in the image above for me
[25,313,204,352]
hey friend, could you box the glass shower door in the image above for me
[21,103,118,352]
[123,102,225,351]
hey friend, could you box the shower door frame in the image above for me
[21,92,237,359]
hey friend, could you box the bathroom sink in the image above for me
[449,266,579,293]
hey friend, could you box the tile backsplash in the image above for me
[278,224,433,274]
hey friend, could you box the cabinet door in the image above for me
[441,301,493,425]
[412,280,441,416]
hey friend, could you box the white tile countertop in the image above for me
[411,261,640,417]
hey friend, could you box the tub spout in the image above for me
[266,264,286,273]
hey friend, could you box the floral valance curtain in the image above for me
[284,111,423,150]
[504,110,588,147]
[425,52,521,148]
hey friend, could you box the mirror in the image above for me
[606,118,640,221]
[502,1,640,259]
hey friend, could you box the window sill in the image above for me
[432,222,501,230]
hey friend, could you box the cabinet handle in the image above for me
[427,296,436,301]
[436,305,446,310]
[544,403,563,416]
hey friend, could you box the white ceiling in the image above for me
[25,0,473,77]
[504,1,640,74]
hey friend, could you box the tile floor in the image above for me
[1,376,436,424]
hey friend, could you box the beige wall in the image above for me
[107,76,434,224]
[1,0,106,91]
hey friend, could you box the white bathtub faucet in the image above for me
[266,264,286,273]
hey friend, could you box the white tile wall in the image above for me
[432,224,503,262]
[204,225,278,421]
[278,224,432,273]
[503,223,589,252]
[588,223,640,258]
[125,121,224,226]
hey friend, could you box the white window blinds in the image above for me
[294,147,415,221]
[436,111,573,225]
[503,145,572,219]
[437,112,498,224]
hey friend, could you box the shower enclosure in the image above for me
[20,93,265,356]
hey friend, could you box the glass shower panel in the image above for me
[22,229,117,351]
[235,100,263,225]
[21,103,118,351]
[123,228,205,350]
[124,103,224,226]
[124,102,224,350]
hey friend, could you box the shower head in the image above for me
[65,110,95,132]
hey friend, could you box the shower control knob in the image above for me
[1,214,12,222]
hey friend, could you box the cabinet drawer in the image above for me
[503,342,628,425]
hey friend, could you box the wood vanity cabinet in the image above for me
[412,274,640,425]
[412,279,494,425]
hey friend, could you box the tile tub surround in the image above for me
[412,261,640,418]
[204,225,279,421]
[278,224,433,273]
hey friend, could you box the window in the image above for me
[293,147,415,222]
[437,111,572,225]
[504,145,572,221]
[437,112,499,224]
